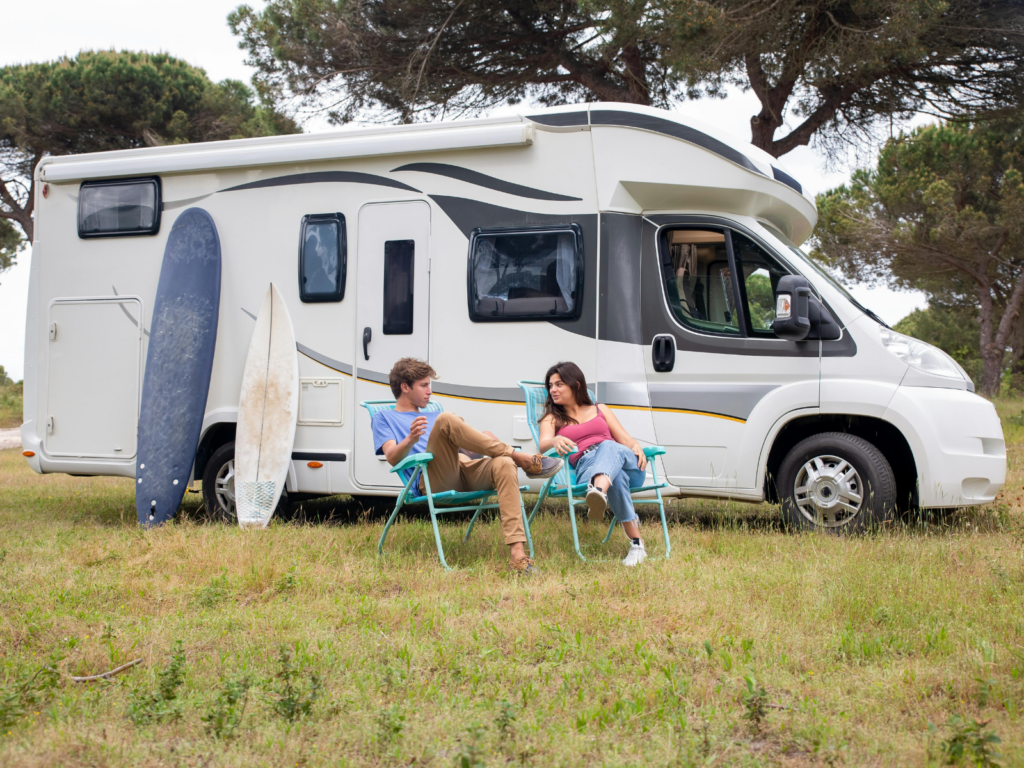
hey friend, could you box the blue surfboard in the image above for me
[136,208,221,526]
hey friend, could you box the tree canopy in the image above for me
[0,50,301,251]
[813,120,1024,396]
[229,0,1023,157]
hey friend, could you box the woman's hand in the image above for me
[632,442,648,471]
[552,435,577,457]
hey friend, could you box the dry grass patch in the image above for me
[1,423,1023,766]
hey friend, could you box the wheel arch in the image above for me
[194,422,236,481]
[762,413,918,511]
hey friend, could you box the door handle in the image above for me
[652,335,676,372]
[362,327,372,361]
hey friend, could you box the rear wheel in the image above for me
[202,441,289,523]
[777,432,896,532]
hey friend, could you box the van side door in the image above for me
[640,217,820,492]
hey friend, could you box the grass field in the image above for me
[2,408,1024,766]
[0,378,22,428]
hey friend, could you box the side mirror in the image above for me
[772,275,812,341]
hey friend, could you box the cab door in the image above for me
[640,216,820,491]
[353,201,431,488]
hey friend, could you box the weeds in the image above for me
[267,644,321,722]
[741,673,768,732]
[126,641,186,725]
[202,673,252,739]
[934,715,1003,766]
[0,653,64,732]
[455,723,486,768]
[376,705,405,744]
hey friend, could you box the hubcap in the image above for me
[793,454,863,528]
[214,459,237,520]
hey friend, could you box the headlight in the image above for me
[879,328,963,379]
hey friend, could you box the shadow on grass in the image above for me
[175,490,1018,538]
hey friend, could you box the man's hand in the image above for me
[407,415,428,444]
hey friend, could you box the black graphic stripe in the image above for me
[392,162,581,202]
[221,171,421,194]
[771,166,803,194]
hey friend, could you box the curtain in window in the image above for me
[555,233,575,311]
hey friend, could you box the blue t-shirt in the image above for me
[371,409,441,486]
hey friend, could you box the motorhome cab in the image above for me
[21,103,1006,531]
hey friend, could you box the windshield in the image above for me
[756,222,887,327]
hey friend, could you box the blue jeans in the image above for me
[572,440,645,524]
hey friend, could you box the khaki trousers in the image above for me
[419,412,526,545]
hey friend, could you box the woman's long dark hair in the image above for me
[541,361,593,429]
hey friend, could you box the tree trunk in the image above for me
[977,285,1002,397]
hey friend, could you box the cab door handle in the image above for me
[652,335,676,372]
[362,327,372,360]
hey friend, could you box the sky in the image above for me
[0,0,928,382]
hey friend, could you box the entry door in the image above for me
[46,298,143,458]
[640,219,820,490]
[354,201,431,488]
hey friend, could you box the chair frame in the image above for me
[517,381,672,562]
[360,400,534,571]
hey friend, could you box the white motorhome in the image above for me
[21,103,1006,531]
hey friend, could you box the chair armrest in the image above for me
[643,446,667,458]
[389,452,434,474]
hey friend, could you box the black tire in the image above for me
[777,431,896,532]
[201,441,289,524]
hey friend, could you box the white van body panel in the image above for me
[22,103,1004,513]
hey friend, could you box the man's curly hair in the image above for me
[388,357,438,398]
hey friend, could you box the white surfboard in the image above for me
[235,283,299,529]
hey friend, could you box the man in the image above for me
[373,358,562,574]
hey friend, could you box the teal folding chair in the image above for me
[516,381,671,562]
[359,399,534,571]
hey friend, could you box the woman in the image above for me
[537,362,649,566]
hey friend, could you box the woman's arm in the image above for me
[597,404,647,471]
[538,414,577,456]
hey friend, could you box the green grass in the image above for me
[0,378,22,429]
[1,418,1024,765]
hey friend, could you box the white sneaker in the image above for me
[585,484,608,517]
[622,540,647,567]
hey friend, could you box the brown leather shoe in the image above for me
[508,557,539,576]
[524,455,563,479]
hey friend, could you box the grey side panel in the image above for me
[641,215,856,358]
[648,382,779,421]
[297,343,353,375]
[432,381,525,403]
[597,381,650,408]
[221,171,421,194]
[598,212,643,345]
[429,195,598,339]
[391,162,581,202]
[589,110,766,177]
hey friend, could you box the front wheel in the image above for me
[777,432,896,532]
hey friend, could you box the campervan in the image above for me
[20,103,1006,531]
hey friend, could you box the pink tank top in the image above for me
[556,408,613,466]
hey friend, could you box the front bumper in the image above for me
[883,386,1006,507]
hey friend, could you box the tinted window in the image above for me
[468,226,582,321]
[732,232,789,335]
[660,229,740,335]
[78,178,160,238]
[299,213,346,303]
[383,239,414,334]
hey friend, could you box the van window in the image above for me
[468,225,583,321]
[732,231,789,336]
[299,213,346,303]
[78,177,161,238]
[660,229,740,335]
[383,239,415,334]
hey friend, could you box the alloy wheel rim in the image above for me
[214,459,237,519]
[793,454,863,528]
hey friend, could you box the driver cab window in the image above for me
[663,229,739,335]
[660,227,791,337]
